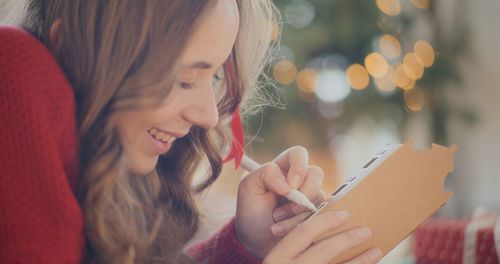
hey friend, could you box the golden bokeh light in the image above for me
[273,59,297,85]
[374,65,396,92]
[379,34,401,60]
[402,78,416,90]
[414,40,435,67]
[404,86,425,112]
[393,64,411,89]
[410,0,430,9]
[376,0,401,16]
[403,53,424,80]
[346,64,370,90]
[364,53,389,78]
[296,68,317,93]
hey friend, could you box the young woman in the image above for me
[0,0,382,263]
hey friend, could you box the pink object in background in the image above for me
[414,218,469,264]
[414,211,500,264]
[495,222,500,263]
[474,228,498,264]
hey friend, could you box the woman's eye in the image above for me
[212,73,224,88]
[212,74,223,82]
[178,82,195,89]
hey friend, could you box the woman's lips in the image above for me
[147,128,175,154]
[148,128,175,144]
[147,132,172,155]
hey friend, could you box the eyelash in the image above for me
[212,73,223,82]
[179,82,195,89]
[178,74,223,90]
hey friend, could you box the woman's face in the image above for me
[115,0,240,174]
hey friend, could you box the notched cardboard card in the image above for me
[311,141,457,263]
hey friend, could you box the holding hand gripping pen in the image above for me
[241,155,317,212]
[234,147,381,263]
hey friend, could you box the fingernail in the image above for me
[336,210,350,220]
[289,174,301,189]
[368,248,382,261]
[271,224,285,236]
[357,227,372,239]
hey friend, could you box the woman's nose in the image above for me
[181,83,219,129]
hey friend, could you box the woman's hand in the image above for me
[235,146,382,263]
[263,211,383,264]
[235,146,326,257]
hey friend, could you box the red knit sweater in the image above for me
[0,25,260,264]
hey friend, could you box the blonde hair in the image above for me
[5,0,280,263]
[0,0,26,25]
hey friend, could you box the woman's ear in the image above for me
[49,18,62,49]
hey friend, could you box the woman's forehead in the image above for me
[178,0,240,71]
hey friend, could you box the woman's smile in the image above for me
[147,127,185,155]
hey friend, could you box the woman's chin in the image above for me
[127,156,159,175]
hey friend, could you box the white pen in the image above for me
[240,155,317,212]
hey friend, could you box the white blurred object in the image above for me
[330,117,400,183]
[472,206,498,221]
[314,69,350,103]
[463,207,499,264]
[284,0,315,29]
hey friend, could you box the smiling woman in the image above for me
[1,0,278,263]
[114,0,240,175]
[1,0,383,263]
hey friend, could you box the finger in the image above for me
[281,166,326,218]
[342,248,383,264]
[293,226,373,263]
[272,166,325,222]
[318,190,327,201]
[240,162,292,196]
[273,146,309,189]
[265,211,350,261]
[274,195,326,222]
[311,190,327,206]
[273,201,310,223]
[272,203,296,223]
[297,165,324,204]
[270,211,311,237]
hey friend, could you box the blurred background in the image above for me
[198,0,500,262]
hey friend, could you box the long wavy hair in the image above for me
[11,0,280,263]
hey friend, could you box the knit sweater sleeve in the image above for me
[0,26,84,263]
[186,218,262,264]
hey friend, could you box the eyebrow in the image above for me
[181,61,213,70]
